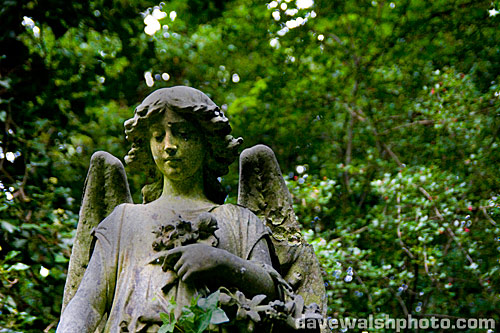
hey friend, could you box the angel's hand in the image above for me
[149,251,181,272]
[158,241,277,300]
[164,243,228,284]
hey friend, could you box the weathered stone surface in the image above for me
[58,87,326,332]
[238,144,327,315]
[61,151,132,312]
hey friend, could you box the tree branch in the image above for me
[381,120,434,135]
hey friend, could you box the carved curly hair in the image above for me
[124,86,243,204]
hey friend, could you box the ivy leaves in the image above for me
[159,290,229,333]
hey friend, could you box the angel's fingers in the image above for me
[166,246,184,255]
[174,256,185,272]
[163,249,183,268]
[149,252,167,265]
[182,270,193,282]
[177,262,189,278]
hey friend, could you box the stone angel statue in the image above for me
[57,86,326,332]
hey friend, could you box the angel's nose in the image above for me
[165,145,177,155]
[162,132,178,155]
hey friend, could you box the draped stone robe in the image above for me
[58,202,272,333]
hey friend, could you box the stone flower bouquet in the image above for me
[150,212,219,271]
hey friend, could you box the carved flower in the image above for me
[195,212,219,247]
[234,291,267,323]
[151,213,219,271]
[152,213,218,252]
[172,219,199,246]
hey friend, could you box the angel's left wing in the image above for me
[61,151,133,311]
[238,144,326,316]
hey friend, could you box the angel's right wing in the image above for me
[238,145,327,315]
[61,151,132,312]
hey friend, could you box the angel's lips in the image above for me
[164,157,182,163]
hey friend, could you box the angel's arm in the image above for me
[57,239,109,332]
[220,237,277,298]
[165,239,278,300]
[57,204,124,332]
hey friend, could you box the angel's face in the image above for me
[149,109,205,181]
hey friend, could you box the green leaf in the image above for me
[1,221,19,233]
[195,312,212,333]
[158,322,176,333]
[197,290,219,310]
[54,254,69,263]
[159,312,176,333]
[0,79,11,89]
[22,223,43,231]
[5,250,21,261]
[160,312,170,324]
[8,263,30,271]
[166,298,177,314]
[179,307,195,323]
[210,308,229,325]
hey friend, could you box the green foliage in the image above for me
[288,67,499,324]
[0,180,77,331]
[159,291,229,333]
[1,0,500,330]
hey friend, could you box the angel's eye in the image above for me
[179,131,190,141]
[153,131,164,142]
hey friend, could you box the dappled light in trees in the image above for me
[1,0,500,330]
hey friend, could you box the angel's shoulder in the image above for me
[94,203,156,242]
[212,204,269,250]
[115,202,159,225]
[95,203,144,229]
[106,202,140,217]
[213,203,252,215]
[212,203,264,225]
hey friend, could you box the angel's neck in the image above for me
[160,173,208,203]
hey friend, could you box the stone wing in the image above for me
[61,151,133,311]
[237,144,326,315]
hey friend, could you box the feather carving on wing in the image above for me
[61,151,132,312]
[238,145,327,315]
